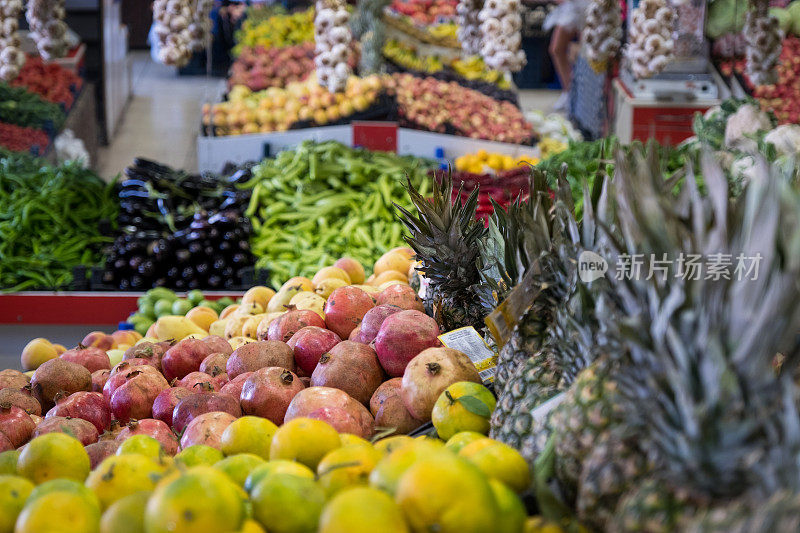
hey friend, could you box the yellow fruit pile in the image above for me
[451,55,510,88]
[538,137,569,159]
[233,7,314,55]
[0,416,566,533]
[204,74,385,136]
[455,150,539,174]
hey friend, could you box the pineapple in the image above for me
[684,491,800,532]
[600,151,800,530]
[396,173,489,332]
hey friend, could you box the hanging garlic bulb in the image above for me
[624,0,675,79]
[743,0,782,86]
[315,0,352,93]
[188,0,214,53]
[153,0,193,67]
[478,0,525,72]
[0,0,25,81]
[582,0,622,72]
[26,0,70,61]
[456,0,483,55]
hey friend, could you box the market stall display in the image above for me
[0,0,25,81]
[233,6,315,55]
[152,0,193,67]
[314,0,354,93]
[9,55,82,110]
[25,0,69,60]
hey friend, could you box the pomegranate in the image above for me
[375,284,425,312]
[358,304,403,344]
[34,416,99,445]
[307,406,366,437]
[219,372,252,400]
[288,326,341,375]
[201,335,233,356]
[323,286,375,339]
[178,372,219,392]
[226,340,295,378]
[284,386,374,439]
[0,403,35,448]
[199,353,229,377]
[370,378,422,435]
[46,391,111,432]
[267,309,326,343]
[116,419,179,455]
[161,339,214,382]
[400,347,481,421]
[60,345,111,373]
[123,341,171,370]
[30,359,92,411]
[179,411,237,449]
[310,341,385,405]
[348,325,363,342]
[110,370,170,423]
[240,367,305,425]
[91,369,111,392]
[0,388,41,416]
[86,440,119,469]
[152,387,193,427]
[172,392,241,434]
[104,365,161,404]
[0,369,29,391]
[374,310,441,377]
[110,359,156,376]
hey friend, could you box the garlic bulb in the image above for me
[478,0,525,72]
[26,0,70,61]
[457,0,483,55]
[153,0,193,67]
[315,0,352,93]
[743,0,781,86]
[582,0,622,72]
[0,0,25,81]
[624,0,675,79]
[188,0,214,53]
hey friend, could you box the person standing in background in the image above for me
[544,0,590,112]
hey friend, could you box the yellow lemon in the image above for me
[249,473,325,533]
[221,416,279,460]
[244,460,315,494]
[214,453,266,488]
[373,435,414,456]
[17,433,90,484]
[15,491,100,533]
[369,439,450,496]
[459,438,531,493]
[444,431,486,454]
[490,478,527,533]
[319,487,410,533]
[174,445,224,468]
[269,418,341,470]
[431,382,496,440]
[86,454,165,509]
[99,491,150,533]
[316,444,381,497]
[0,475,34,532]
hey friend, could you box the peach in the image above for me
[242,286,276,310]
[185,306,219,331]
[82,331,114,351]
[333,257,365,284]
[21,338,58,371]
[311,266,351,286]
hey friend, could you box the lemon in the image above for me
[0,475,34,533]
[238,519,267,533]
[221,416,278,459]
[117,434,163,461]
[339,433,372,448]
[459,438,531,493]
[100,491,150,533]
[431,382,496,440]
[244,460,315,494]
[490,478,527,533]
[174,445,224,468]
[444,431,486,454]
[369,439,450,496]
[145,466,245,533]
[15,491,100,533]
[525,516,568,533]
[373,435,414,455]
[395,454,499,533]
[316,444,381,497]
[27,478,100,512]
[319,487,410,533]
[17,433,90,484]
[214,453,266,487]
[269,417,341,470]
[86,454,165,509]
[0,450,19,475]
[250,473,325,533]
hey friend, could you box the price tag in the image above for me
[531,392,566,425]
[438,326,498,384]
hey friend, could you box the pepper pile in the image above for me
[0,122,50,153]
[0,151,117,291]
[10,55,82,109]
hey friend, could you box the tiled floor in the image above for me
[97,52,562,179]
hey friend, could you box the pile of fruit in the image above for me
[387,0,457,25]
[102,158,256,291]
[233,6,314,56]
[205,74,386,136]
[454,149,538,174]
[241,141,433,287]
[0,122,50,154]
[126,287,238,337]
[9,56,82,110]
[227,43,316,91]
[751,35,800,124]
[388,73,533,143]
[0,152,116,292]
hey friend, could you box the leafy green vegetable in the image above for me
[0,84,66,131]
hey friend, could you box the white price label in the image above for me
[438,326,497,384]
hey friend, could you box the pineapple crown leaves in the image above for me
[605,147,800,501]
